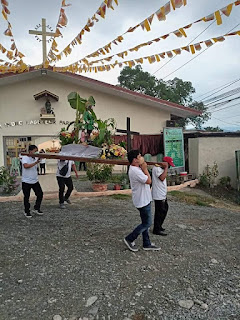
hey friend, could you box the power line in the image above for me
[152,18,216,76]
[161,22,240,80]
[195,78,240,100]
[204,87,240,106]
[207,96,240,111]
[211,101,240,113]
[199,79,240,101]
[211,116,240,127]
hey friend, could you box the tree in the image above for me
[204,126,224,132]
[117,65,210,128]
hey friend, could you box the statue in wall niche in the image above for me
[45,99,54,114]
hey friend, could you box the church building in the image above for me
[0,67,200,167]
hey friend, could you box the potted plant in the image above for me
[86,163,113,192]
[120,173,130,189]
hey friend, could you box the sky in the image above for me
[0,0,240,130]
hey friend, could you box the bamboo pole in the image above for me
[21,152,162,166]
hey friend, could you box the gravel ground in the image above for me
[0,195,239,320]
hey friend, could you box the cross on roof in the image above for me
[29,18,56,64]
[116,117,139,152]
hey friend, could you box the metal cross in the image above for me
[29,18,55,64]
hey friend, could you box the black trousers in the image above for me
[57,176,73,204]
[22,182,43,213]
[153,199,169,233]
[40,163,46,175]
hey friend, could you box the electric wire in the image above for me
[152,18,216,76]
[195,78,240,100]
[161,22,240,80]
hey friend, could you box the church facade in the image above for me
[0,68,199,167]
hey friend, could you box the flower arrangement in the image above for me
[101,143,127,160]
[59,128,77,146]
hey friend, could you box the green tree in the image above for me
[204,126,224,132]
[117,66,210,128]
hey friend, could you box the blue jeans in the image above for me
[126,202,152,247]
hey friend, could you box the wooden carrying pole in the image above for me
[21,152,162,166]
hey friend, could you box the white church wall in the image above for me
[0,76,171,166]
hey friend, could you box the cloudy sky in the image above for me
[0,0,240,130]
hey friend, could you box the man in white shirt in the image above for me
[56,160,78,209]
[152,156,175,236]
[21,145,43,218]
[124,149,160,252]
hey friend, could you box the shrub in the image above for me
[86,163,113,183]
[0,166,19,194]
[219,176,231,188]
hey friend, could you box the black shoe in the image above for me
[143,244,161,251]
[24,212,32,218]
[124,238,138,252]
[153,231,168,236]
[33,208,43,216]
[160,227,165,231]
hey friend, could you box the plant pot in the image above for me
[92,183,108,192]
[114,184,121,190]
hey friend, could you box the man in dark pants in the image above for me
[21,145,43,218]
[124,149,160,252]
[56,160,78,209]
[152,156,175,236]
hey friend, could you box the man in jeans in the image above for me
[152,156,175,236]
[56,160,78,209]
[21,145,43,218]
[124,149,160,252]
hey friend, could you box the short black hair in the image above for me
[127,149,140,164]
[28,145,38,152]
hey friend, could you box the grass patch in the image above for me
[110,194,131,200]
[169,190,214,207]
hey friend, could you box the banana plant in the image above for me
[67,92,96,139]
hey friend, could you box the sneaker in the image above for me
[24,212,32,218]
[59,203,66,209]
[32,209,44,216]
[64,199,71,204]
[153,231,167,236]
[143,244,161,251]
[124,238,138,252]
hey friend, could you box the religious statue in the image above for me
[45,99,54,114]
[83,104,96,135]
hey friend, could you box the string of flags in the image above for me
[49,30,240,74]
[49,0,186,62]
[47,0,71,61]
[48,0,119,62]
[1,0,25,61]
[0,0,240,74]
[66,0,240,68]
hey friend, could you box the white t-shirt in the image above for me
[152,166,167,200]
[56,160,74,178]
[21,156,38,184]
[128,165,152,208]
[40,158,46,164]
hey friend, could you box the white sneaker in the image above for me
[59,203,66,209]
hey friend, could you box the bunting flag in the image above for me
[53,29,240,74]
[53,0,187,65]
[1,0,26,61]
[47,0,71,61]
[48,0,119,62]
[66,0,239,69]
